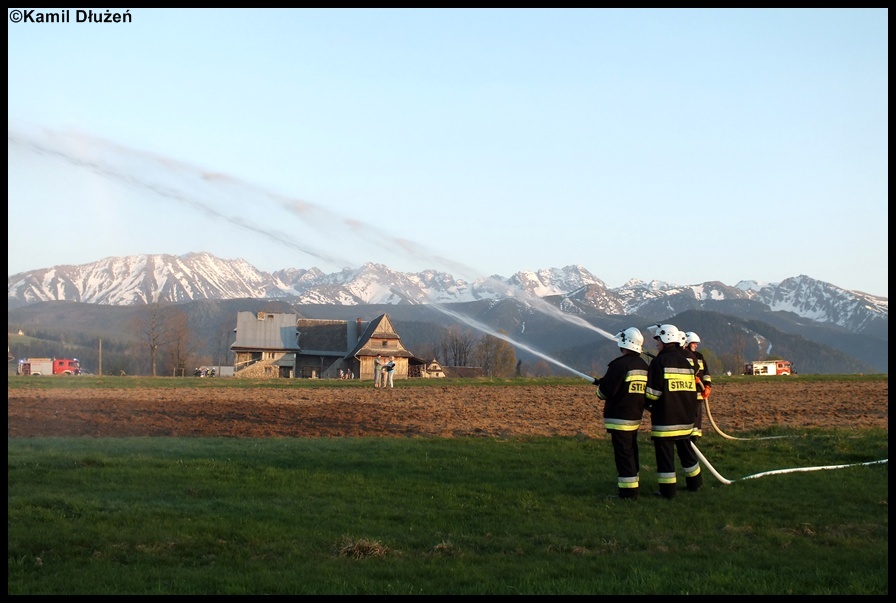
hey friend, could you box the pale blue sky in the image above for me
[8,9,889,297]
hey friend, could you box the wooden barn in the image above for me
[230,311,423,381]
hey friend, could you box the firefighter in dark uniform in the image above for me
[595,327,649,500]
[645,324,703,499]
[677,329,703,440]
[685,331,712,441]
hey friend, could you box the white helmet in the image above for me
[679,330,688,346]
[685,331,701,345]
[653,324,681,344]
[615,327,644,353]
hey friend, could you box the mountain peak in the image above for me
[6,252,887,339]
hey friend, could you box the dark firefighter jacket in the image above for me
[597,352,648,431]
[645,343,697,439]
[693,350,712,386]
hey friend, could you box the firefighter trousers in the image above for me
[609,430,640,498]
[653,436,703,499]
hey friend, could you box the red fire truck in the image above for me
[16,357,81,376]
[743,359,794,376]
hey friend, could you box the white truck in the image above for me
[744,360,794,376]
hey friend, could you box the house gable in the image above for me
[348,314,412,359]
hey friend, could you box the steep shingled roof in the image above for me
[296,319,349,354]
[347,314,412,358]
[231,311,299,352]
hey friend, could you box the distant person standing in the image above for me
[374,354,384,388]
[685,331,712,440]
[595,327,648,500]
[645,324,702,499]
[382,356,396,388]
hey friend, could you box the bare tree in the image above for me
[722,331,749,375]
[475,332,517,378]
[161,309,194,376]
[532,359,553,377]
[130,300,177,377]
[439,326,477,366]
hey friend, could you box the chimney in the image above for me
[357,318,363,338]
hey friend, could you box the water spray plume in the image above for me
[429,303,596,381]
[10,123,618,376]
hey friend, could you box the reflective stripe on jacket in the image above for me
[645,344,697,439]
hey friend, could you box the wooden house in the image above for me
[343,314,414,381]
[231,311,425,381]
[409,358,447,379]
[231,311,300,378]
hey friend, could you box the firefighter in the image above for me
[645,324,703,499]
[678,329,704,440]
[595,327,648,500]
[685,331,712,441]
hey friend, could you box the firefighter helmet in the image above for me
[615,327,644,354]
[653,324,681,344]
[685,331,701,345]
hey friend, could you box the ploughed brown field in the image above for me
[7,378,887,438]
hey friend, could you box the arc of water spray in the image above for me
[428,303,596,381]
[10,124,618,378]
[8,127,353,269]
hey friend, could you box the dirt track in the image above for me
[6,379,888,438]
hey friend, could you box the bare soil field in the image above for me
[7,379,887,438]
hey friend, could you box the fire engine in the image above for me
[743,359,794,376]
[16,357,82,376]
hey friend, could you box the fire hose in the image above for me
[691,440,888,485]
[695,391,887,483]
[702,396,786,441]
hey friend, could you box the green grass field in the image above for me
[8,427,888,594]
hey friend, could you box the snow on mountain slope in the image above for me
[7,253,887,335]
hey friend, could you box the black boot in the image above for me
[686,474,703,492]
[656,483,676,499]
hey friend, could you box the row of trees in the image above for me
[11,304,523,378]
[9,302,230,377]
[13,303,750,379]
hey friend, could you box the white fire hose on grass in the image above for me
[691,440,888,486]
[695,398,888,484]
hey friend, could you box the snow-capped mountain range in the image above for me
[7,252,888,336]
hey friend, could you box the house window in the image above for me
[381,341,388,348]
